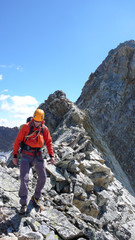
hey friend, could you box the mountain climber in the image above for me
[13,109,55,214]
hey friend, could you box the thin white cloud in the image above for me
[0,64,14,68]
[0,118,9,126]
[0,94,10,101]
[0,90,9,94]
[0,64,23,71]
[0,65,7,68]
[3,89,8,92]
[0,95,39,127]
[0,75,2,80]
[16,66,23,72]
[0,118,24,128]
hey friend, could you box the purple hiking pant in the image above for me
[19,153,46,205]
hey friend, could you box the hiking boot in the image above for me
[31,195,40,207]
[20,204,27,214]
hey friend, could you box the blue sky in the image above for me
[0,0,135,127]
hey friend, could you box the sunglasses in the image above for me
[34,120,42,123]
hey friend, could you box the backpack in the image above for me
[20,117,45,152]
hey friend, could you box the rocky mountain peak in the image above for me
[76,40,135,191]
[39,90,73,134]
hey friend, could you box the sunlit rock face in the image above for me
[76,40,135,190]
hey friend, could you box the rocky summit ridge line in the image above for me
[0,40,135,240]
[76,40,135,191]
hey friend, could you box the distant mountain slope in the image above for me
[76,40,135,190]
[0,126,19,152]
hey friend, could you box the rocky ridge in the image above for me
[0,90,135,240]
[0,127,18,152]
[76,40,135,190]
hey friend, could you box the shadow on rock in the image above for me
[0,201,38,235]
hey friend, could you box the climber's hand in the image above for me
[13,158,19,166]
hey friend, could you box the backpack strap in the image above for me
[24,124,45,143]
[41,125,45,136]
[20,124,45,153]
[24,124,35,143]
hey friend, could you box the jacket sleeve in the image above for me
[44,126,54,157]
[13,125,27,157]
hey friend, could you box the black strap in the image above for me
[23,144,41,152]
[41,125,45,136]
[23,144,40,151]
[20,124,45,152]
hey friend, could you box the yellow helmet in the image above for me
[33,109,45,121]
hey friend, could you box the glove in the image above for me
[50,156,55,165]
[13,157,19,166]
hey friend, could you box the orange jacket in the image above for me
[13,122,54,157]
